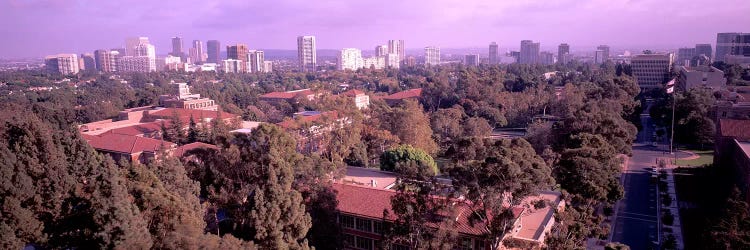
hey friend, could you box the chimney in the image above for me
[371,179,377,188]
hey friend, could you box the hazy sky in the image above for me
[1,0,749,58]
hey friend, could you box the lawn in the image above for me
[674,150,713,167]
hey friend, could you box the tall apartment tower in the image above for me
[80,53,96,72]
[227,44,249,72]
[134,43,157,71]
[375,45,388,57]
[424,46,440,66]
[464,54,479,66]
[388,40,405,62]
[676,48,697,66]
[206,40,221,64]
[519,40,540,64]
[125,37,150,56]
[716,33,750,62]
[558,43,570,64]
[247,50,265,73]
[338,48,363,70]
[596,45,610,63]
[45,54,80,75]
[630,53,674,90]
[489,42,499,64]
[190,40,204,64]
[297,36,317,72]
[171,37,183,57]
[540,52,555,65]
[94,49,118,72]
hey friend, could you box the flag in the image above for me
[667,86,674,94]
[666,78,676,94]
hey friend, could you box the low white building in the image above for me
[678,66,726,90]
[338,48,363,71]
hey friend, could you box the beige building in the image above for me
[159,82,218,111]
[297,35,317,72]
[425,46,440,65]
[678,66,726,91]
[222,59,243,73]
[630,53,674,90]
[45,54,79,75]
[338,48,363,71]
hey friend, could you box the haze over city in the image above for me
[2,0,750,58]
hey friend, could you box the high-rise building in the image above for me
[134,43,156,71]
[385,53,400,69]
[630,53,674,90]
[227,44,248,72]
[362,56,386,69]
[338,48,363,71]
[191,40,204,64]
[676,47,697,66]
[540,52,555,65]
[519,40,540,64]
[263,61,273,73]
[596,45,610,63]
[716,32,750,62]
[45,54,79,75]
[375,45,388,57]
[94,49,118,72]
[464,54,479,66]
[80,53,96,72]
[489,42,499,64]
[125,37,150,56]
[222,59,243,73]
[510,51,520,63]
[206,40,221,64]
[695,44,712,61]
[424,46,440,66]
[171,37,183,57]
[297,36,317,72]
[247,50,265,73]
[405,56,416,67]
[118,56,152,72]
[558,43,570,64]
[388,40,405,63]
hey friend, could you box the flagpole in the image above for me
[668,78,676,155]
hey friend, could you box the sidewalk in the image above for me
[658,158,686,250]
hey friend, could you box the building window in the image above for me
[343,234,355,247]
[340,214,355,229]
[355,236,373,250]
[392,244,409,250]
[373,221,384,234]
[356,218,372,232]
[457,238,473,250]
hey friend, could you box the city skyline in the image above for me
[1,0,749,58]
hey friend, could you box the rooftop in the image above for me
[382,88,423,100]
[174,142,217,157]
[340,167,398,190]
[83,132,175,154]
[259,89,314,99]
[719,119,750,141]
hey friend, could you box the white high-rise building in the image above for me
[134,43,157,71]
[375,45,388,57]
[125,37,150,56]
[631,53,674,90]
[338,48,363,71]
[425,46,440,66]
[388,40,405,63]
[222,59,243,73]
[385,53,400,69]
[363,56,386,69]
[263,61,273,73]
[297,35,316,72]
[118,56,152,72]
[45,54,79,75]
[191,40,204,64]
[247,50,265,73]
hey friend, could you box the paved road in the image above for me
[611,114,662,249]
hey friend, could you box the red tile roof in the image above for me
[83,132,176,154]
[333,183,490,236]
[276,111,339,129]
[110,121,168,136]
[260,89,315,99]
[720,119,750,140]
[174,142,218,157]
[382,88,422,100]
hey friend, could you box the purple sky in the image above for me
[1,0,749,58]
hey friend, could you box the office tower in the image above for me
[338,48,363,71]
[489,42,499,64]
[171,37,183,57]
[695,44,712,60]
[44,54,79,75]
[519,40,540,64]
[385,53,400,69]
[297,36,317,72]
[162,55,182,71]
[94,49,118,72]
[125,37,149,56]
[424,46,440,66]
[716,32,750,62]
[388,40,405,63]
[111,48,126,56]
[190,40,204,64]
[206,40,221,63]
[595,50,606,64]
[558,43,570,64]
[362,56,386,69]
[510,51,521,63]
[540,52,555,65]
[376,45,388,57]
[263,61,273,73]
[227,44,248,72]
[596,45,610,63]
[80,53,96,71]
[676,48,697,66]
[248,50,265,73]
[134,43,156,71]
[118,56,152,72]
[464,54,479,66]
[630,53,674,90]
